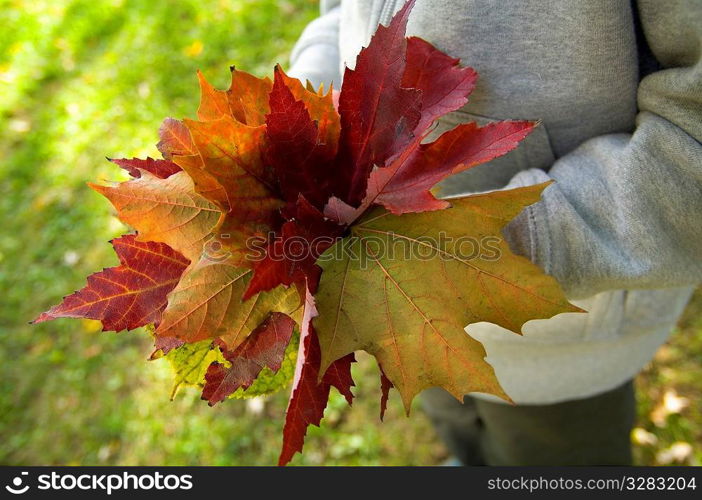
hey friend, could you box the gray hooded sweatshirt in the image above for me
[289,0,702,404]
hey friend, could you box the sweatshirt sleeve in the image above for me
[502,0,702,300]
[288,0,341,90]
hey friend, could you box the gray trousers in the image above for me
[421,380,635,465]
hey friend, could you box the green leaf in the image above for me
[314,183,582,410]
[163,331,299,400]
[165,339,225,399]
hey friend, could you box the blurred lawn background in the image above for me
[0,0,699,466]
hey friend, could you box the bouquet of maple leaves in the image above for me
[35,1,578,465]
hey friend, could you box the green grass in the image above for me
[0,0,445,466]
[0,0,699,466]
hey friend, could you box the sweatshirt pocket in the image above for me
[581,287,694,342]
[580,290,627,341]
[432,110,557,196]
[620,287,696,335]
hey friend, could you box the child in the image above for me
[287,0,702,465]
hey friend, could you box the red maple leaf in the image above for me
[278,287,355,466]
[379,365,394,421]
[109,157,182,179]
[402,36,477,135]
[332,0,420,205]
[34,234,189,331]
[244,195,342,300]
[364,120,536,215]
[202,312,296,405]
[266,66,337,208]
